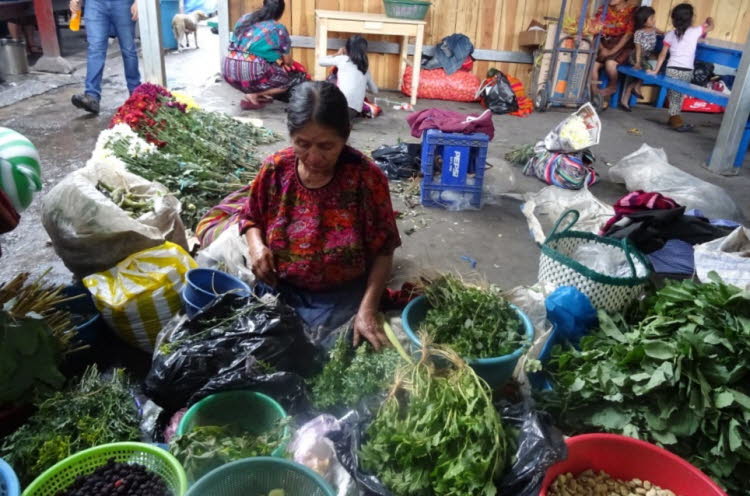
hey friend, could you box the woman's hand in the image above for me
[69,0,81,13]
[130,1,138,21]
[599,47,612,58]
[353,309,388,351]
[248,241,278,286]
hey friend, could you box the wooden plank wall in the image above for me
[228,0,750,91]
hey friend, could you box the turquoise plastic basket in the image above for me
[0,458,20,496]
[383,0,431,20]
[185,458,335,496]
[402,295,534,387]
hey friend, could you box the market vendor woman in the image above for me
[240,81,401,350]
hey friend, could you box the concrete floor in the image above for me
[1,25,749,289]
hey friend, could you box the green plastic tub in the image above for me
[22,442,187,496]
[383,0,431,20]
[402,295,534,387]
[186,458,334,496]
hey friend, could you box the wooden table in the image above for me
[314,9,425,106]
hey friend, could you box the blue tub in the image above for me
[402,295,534,387]
[0,458,20,496]
[58,284,105,347]
[182,268,251,316]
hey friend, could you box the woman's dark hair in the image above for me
[287,81,351,140]
[233,0,285,38]
[671,3,694,39]
[634,6,655,31]
[345,35,369,75]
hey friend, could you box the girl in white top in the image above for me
[649,3,714,131]
[318,35,378,119]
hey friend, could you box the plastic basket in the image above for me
[22,442,187,496]
[383,0,431,20]
[538,210,651,312]
[186,457,335,496]
[539,434,727,496]
[402,295,534,387]
[0,458,20,496]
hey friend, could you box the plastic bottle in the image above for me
[69,10,81,31]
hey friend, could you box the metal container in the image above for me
[0,39,29,76]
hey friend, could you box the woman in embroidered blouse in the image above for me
[590,0,637,97]
[223,0,294,109]
[240,81,401,350]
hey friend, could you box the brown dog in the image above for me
[172,10,209,51]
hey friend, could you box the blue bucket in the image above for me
[402,295,534,387]
[57,284,104,347]
[0,458,20,496]
[183,268,251,315]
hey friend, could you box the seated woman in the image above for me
[590,0,637,97]
[223,0,294,110]
[240,81,401,349]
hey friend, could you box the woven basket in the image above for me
[538,210,651,312]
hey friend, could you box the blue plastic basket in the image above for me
[402,295,534,387]
[182,268,251,316]
[0,458,21,496]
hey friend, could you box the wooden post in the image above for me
[137,0,166,85]
[708,31,750,173]
[31,0,74,73]
[218,0,229,65]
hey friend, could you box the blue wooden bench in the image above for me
[610,42,748,168]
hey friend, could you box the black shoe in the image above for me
[619,102,632,112]
[72,93,100,114]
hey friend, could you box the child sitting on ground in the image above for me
[649,3,714,131]
[620,6,659,111]
[318,35,378,120]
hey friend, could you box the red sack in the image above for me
[682,96,724,113]
[401,66,481,102]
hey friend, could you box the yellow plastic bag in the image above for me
[83,242,198,352]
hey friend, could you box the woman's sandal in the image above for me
[619,102,632,112]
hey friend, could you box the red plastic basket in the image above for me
[539,434,727,496]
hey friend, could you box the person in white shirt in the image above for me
[649,3,714,131]
[318,35,378,120]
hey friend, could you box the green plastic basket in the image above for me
[22,442,187,496]
[383,0,431,20]
[185,457,335,496]
[177,391,288,463]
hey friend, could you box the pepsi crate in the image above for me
[420,130,490,208]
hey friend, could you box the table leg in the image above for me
[398,35,409,87]
[32,0,60,57]
[410,24,425,106]
[314,18,328,81]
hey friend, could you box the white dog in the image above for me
[172,10,209,51]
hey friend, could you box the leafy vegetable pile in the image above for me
[504,144,535,167]
[420,275,525,359]
[96,181,154,217]
[1,366,140,486]
[538,276,750,493]
[171,420,288,481]
[310,332,400,411]
[360,341,509,496]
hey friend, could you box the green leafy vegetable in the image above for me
[171,420,288,482]
[538,277,750,493]
[1,366,141,486]
[504,144,535,167]
[420,275,525,358]
[360,341,508,496]
[310,332,400,411]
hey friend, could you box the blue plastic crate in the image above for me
[420,130,489,208]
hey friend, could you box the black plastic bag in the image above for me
[371,143,422,180]
[496,401,567,496]
[144,295,320,413]
[480,70,519,115]
[692,62,715,86]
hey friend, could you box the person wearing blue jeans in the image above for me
[70,0,141,114]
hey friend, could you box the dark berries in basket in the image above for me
[56,458,171,496]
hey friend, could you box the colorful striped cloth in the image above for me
[507,75,534,118]
[194,185,250,248]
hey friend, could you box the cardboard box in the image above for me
[519,29,547,48]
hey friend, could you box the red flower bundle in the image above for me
[110,83,186,147]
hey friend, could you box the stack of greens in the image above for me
[1,366,140,486]
[420,275,525,358]
[310,333,400,411]
[360,341,509,495]
[171,420,288,481]
[538,275,750,493]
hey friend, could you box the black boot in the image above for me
[72,93,100,114]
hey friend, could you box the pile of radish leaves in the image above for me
[537,275,750,493]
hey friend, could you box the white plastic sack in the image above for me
[522,185,614,243]
[42,160,188,278]
[571,242,649,278]
[609,144,742,221]
[694,226,750,290]
[194,224,255,285]
[482,160,518,206]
